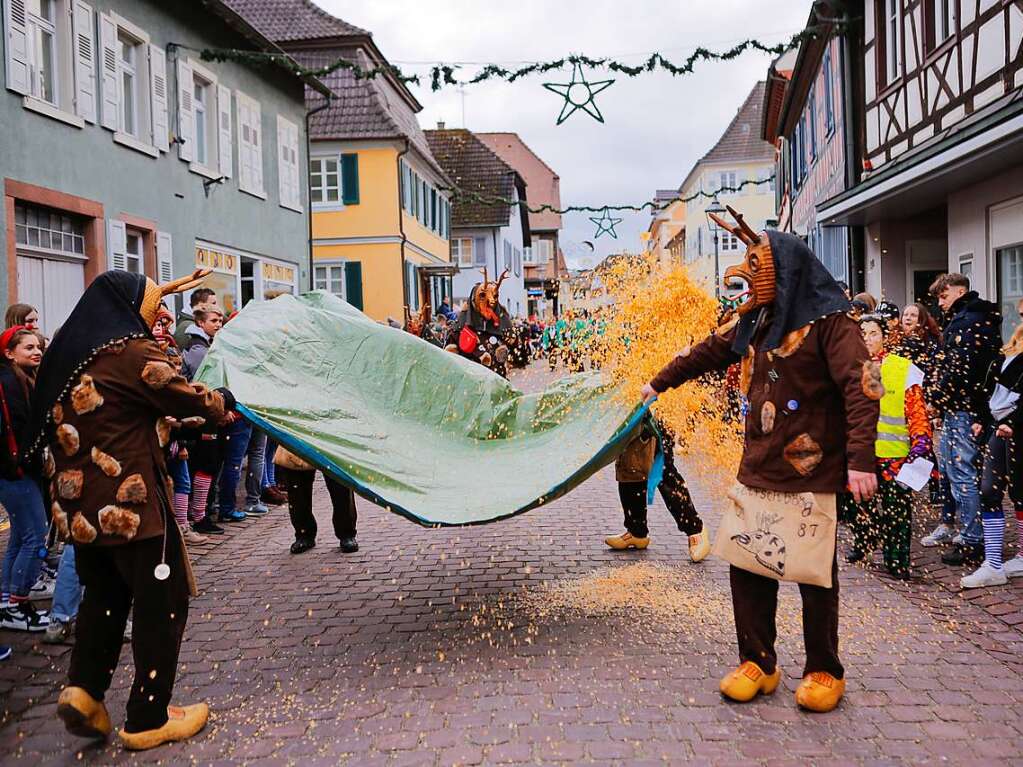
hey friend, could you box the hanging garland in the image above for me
[198,27,825,93]
[445,175,774,217]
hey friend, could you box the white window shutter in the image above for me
[250,100,263,192]
[176,58,193,161]
[156,231,173,283]
[236,94,250,189]
[217,84,232,177]
[290,123,301,207]
[98,13,118,130]
[276,115,287,205]
[71,1,96,122]
[107,219,127,271]
[149,44,168,151]
[3,0,29,95]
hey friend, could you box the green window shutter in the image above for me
[341,153,360,205]
[345,261,363,310]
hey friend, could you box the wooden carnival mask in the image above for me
[710,205,776,316]
[403,303,431,337]
[474,268,508,324]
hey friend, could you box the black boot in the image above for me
[940,542,983,566]
[339,537,359,554]
[290,538,315,554]
[846,549,865,564]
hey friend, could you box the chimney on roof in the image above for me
[437,121,446,129]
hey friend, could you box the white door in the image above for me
[17,255,86,337]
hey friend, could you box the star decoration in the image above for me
[543,62,614,125]
[590,208,623,239]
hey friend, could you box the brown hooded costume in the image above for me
[648,210,877,684]
[29,270,234,736]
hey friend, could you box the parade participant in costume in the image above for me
[27,270,236,750]
[641,206,878,713]
[274,446,358,554]
[605,414,710,562]
[846,315,931,579]
[446,269,514,377]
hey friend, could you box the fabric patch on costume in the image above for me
[71,374,103,415]
[141,360,175,389]
[98,505,141,540]
[70,512,97,543]
[56,470,83,500]
[42,447,55,478]
[740,347,755,395]
[760,402,776,434]
[862,360,884,400]
[90,446,122,477]
[180,416,206,428]
[116,473,147,504]
[156,418,172,447]
[773,325,811,358]
[52,403,63,424]
[783,433,824,476]
[56,424,80,456]
[52,501,69,539]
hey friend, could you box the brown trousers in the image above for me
[729,551,842,679]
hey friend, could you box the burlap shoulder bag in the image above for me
[615,433,657,482]
[712,482,837,588]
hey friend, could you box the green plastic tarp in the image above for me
[196,291,647,527]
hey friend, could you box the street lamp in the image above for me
[706,197,725,300]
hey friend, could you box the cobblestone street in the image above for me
[2,365,1023,766]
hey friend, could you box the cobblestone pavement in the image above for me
[2,364,1023,766]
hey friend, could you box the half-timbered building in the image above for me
[818,0,1023,336]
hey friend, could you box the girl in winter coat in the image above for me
[962,317,1023,588]
[0,327,49,631]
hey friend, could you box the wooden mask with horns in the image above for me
[473,268,508,324]
[709,205,776,316]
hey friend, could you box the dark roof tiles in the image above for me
[425,129,519,229]
[221,0,368,42]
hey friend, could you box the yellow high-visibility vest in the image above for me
[876,354,912,458]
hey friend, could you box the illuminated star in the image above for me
[543,62,614,125]
[590,209,623,239]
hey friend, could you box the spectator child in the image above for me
[962,312,1023,587]
[847,316,932,579]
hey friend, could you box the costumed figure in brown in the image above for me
[641,207,879,713]
[445,268,514,377]
[27,270,237,750]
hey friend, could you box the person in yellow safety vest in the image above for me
[846,314,933,579]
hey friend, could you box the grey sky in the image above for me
[318,1,810,268]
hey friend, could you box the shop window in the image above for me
[998,244,1023,340]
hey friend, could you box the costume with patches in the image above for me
[649,218,878,709]
[446,270,514,377]
[29,271,233,740]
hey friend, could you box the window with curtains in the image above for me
[314,263,346,300]
[452,237,473,267]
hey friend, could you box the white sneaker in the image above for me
[1003,555,1023,578]
[30,572,55,600]
[952,533,964,546]
[961,562,1009,589]
[921,523,953,547]
[0,602,50,631]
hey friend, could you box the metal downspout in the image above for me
[305,94,332,289]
